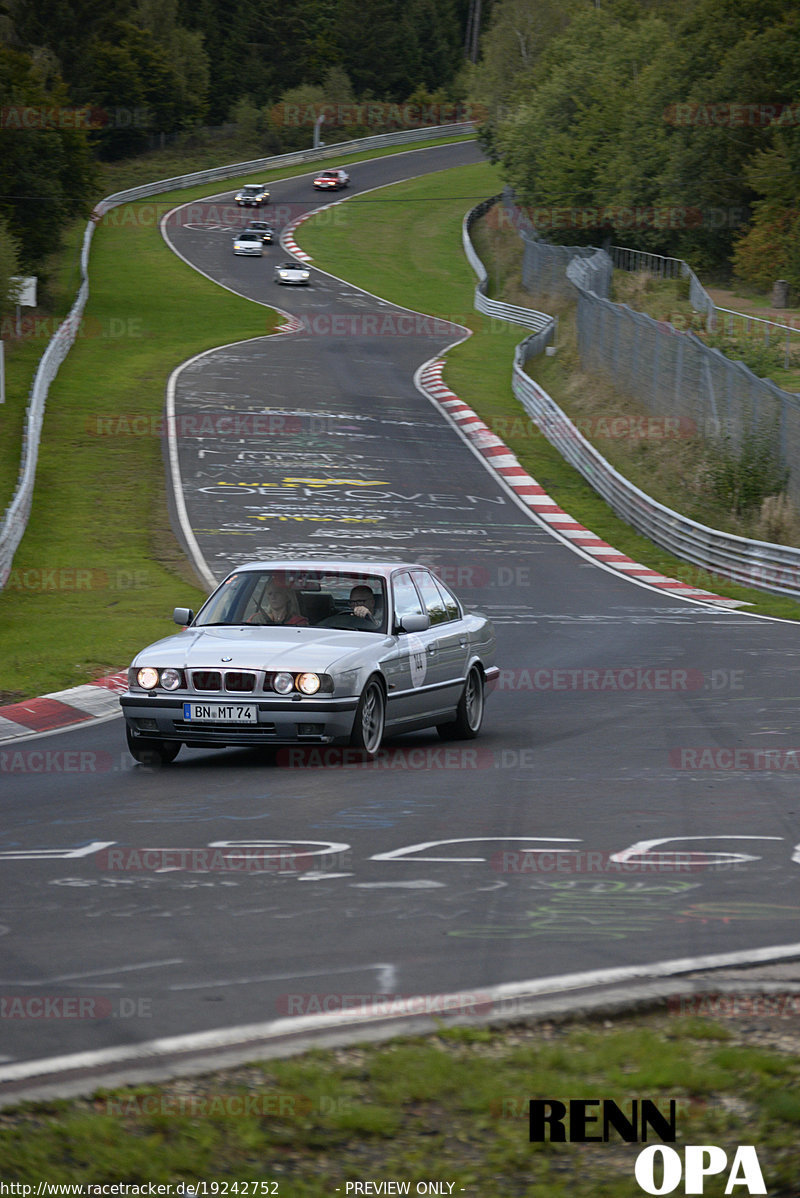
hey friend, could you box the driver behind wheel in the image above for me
[349,585,378,626]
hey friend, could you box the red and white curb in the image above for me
[418,360,735,606]
[0,672,127,743]
[275,314,305,334]
[281,197,345,261]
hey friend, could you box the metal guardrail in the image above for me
[463,200,554,340]
[464,198,800,601]
[0,123,474,590]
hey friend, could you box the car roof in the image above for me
[227,560,427,580]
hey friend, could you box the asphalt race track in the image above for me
[2,140,800,1090]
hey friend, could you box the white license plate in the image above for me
[183,702,257,723]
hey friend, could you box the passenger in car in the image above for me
[250,582,309,626]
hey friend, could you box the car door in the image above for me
[410,569,466,711]
[381,570,430,727]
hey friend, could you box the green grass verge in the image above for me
[0,136,473,702]
[2,1012,799,1194]
[298,166,800,621]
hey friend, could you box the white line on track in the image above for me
[3,942,800,1088]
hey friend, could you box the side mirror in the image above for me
[397,612,430,634]
[173,607,194,626]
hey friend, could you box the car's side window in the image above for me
[392,572,424,626]
[411,569,449,625]
[431,575,461,621]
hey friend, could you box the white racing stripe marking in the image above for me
[168,961,397,992]
[0,960,184,986]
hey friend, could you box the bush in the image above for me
[707,426,789,516]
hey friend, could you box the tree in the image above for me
[0,45,96,265]
[0,215,22,318]
[335,0,423,98]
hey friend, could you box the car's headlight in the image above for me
[296,672,320,695]
[301,272,309,279]
[279,271,289,277]
[137,667,159,690]
[161,668,182,691]
[273,671,294,695]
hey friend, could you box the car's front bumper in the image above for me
[120,692,359,748]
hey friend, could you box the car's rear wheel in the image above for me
[438,666,484,740]
[350,677,385,757]
[126,725,181,766]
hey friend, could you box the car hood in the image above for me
[131,626,390,671]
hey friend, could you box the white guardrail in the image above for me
[0,123,474,590]
[464,199,800,600]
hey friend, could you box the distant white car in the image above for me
[314,169,349,190]
[233,232,264,256]
[275,260,310,285]
[235,183,269,206]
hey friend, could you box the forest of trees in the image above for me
[0,0,799,296]
[473,0,800,286]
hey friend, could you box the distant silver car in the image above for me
[274,260,310,285]
[232,231,264,256]
[121,561,499,764]
[235,183,269,206]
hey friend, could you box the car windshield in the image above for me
[242,186,261,193]
[195,570,388,633]
[238,234,259,240]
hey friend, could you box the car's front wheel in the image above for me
[126,726,181,766]
[350,677,386,757]
[438,666,484,740]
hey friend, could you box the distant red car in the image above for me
[314,169,350,190]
